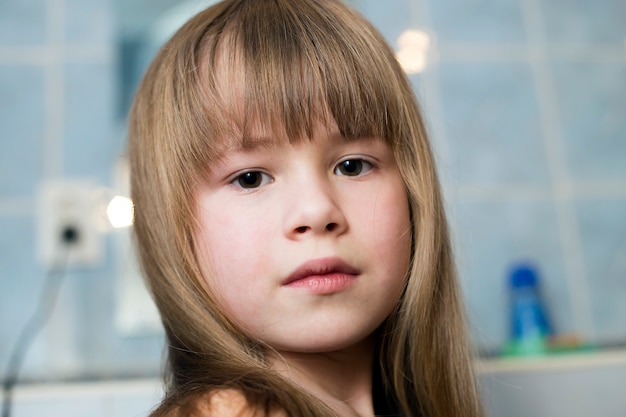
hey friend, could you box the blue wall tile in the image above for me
[575,198,626,344]
[63,62,121,184]
[0,214,44,371]
[0,0,46,45]
[430,0,526,43]
[552,60,626,182]
[540,0,626,44]
[438,61,550,186]
[0,66,45,197]
[358,0,414,48]
[69,258,164,379]
[64,0,114,45]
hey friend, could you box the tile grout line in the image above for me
[0,48,51,65]
[521,0,596,342]
[413,0,455,194]
[435,43,624,62]
[44,0,66,178]
[0,199,35,215]
[443,182,626,201]
[0,46,112,64]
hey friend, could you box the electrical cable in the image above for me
[1,226,76,417]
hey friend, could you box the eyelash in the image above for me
[334,158,374,177]
[230,158,374,190]
[231,171,273,189]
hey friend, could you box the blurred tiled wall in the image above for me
[0,0,163,382]
[0,0,624,384]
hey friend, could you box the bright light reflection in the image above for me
[107,196,134,228]
[396,29,430,74]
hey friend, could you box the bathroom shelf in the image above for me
[475,347,626,374]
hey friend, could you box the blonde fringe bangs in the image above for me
[173,0,425,163]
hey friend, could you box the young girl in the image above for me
[128,1,483,416]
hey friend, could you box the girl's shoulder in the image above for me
[187,389,253,417]
[152,388,287,417]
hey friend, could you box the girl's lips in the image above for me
[283,257,360,294]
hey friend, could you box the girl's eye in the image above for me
[334,159,372,177]
[233,171,272,189]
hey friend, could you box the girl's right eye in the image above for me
[232,171,272,189]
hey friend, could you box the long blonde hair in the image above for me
[128,1,483,416]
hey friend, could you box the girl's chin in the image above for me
[267,333,378,356]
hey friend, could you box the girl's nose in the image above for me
[283,179,347,239]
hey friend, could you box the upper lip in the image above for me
[283,257,360,285]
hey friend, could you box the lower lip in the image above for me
[285,273,357,295]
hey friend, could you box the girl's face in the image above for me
[194,121,411,353]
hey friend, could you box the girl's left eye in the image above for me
[232,171,272,189]
[334,159,373,177]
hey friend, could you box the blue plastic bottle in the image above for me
[504,264,552,357]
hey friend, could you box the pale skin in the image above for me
[193,120,412,417]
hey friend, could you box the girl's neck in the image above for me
[271,336,376,417]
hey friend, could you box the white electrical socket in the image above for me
[37,180,102,269]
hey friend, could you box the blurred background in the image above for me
[1,0,625,416]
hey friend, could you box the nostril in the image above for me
[293,223,339,234]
